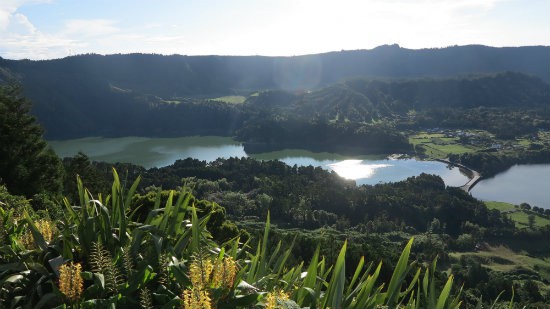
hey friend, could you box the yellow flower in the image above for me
[184,256,238,308]
[265,289,290,309]
[181,288,212,309]
[189,258,214,290]
[265,292,277,309]
[222,256,237,288]
[20,230,34,248]
[211,256,237,289]
[21,219,56,249]
[36,219,56,243]
[58,262,83,303]
[189,256,238,290]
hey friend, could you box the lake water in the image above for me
[49,136,247,168]
[51,136,549,208]
[49,136,469,187]
[471,164,550,209]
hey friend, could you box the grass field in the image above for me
[409,132,479,158]
[210,95,247,104]
[515,138,531,147]
[484,201,550,228]
[450,245,550,283]
[161,100,181,104]
[508,211,550,228]
[484,201,517,212]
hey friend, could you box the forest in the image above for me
[1,83,550,308]
[1,45,549,141]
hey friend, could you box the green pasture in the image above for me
[484,201,516,212]
[484,201,550,228]
[508,211,550,228]
[409,132,479,158]
[210,95,247,104]
[161,100,181,104]
[450,245,550,283]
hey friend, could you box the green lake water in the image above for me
[49,136,470,187]
[49,136,247,168]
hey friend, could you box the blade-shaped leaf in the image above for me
[322,240,347,309]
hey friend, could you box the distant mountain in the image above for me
[1,45,549,95]
[236,72,550,153]
[0,45,548,139]
[276,72,550,122]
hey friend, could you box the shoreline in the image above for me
[434,158,482,192]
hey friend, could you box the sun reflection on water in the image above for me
[328,160,391,180]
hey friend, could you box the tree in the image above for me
[0,84,63,196]
[527,214,536,229]
[62,152,110,202]
[520,202,531,210]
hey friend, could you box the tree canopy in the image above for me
[0,84,63,196]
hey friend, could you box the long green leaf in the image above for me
[448,284,463,309]
[297,246,320,306]
[347,255,365,296]
[258,211,270,278]
[275,237,295,276]
[322,240,347,309]
[399,267,421,307]
[424,256,439,308]
[436,275,453,309]
[124,174,141,212]
[352,261,382,307]
[422,267,429,303]
[189,204,199,253]
[246,239,261,283]
[507,286,515,309]
[385,237,414,305]
[111,168,121,223]
[345,261,374,307]
[158,190,174,233]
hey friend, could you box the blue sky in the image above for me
[1,0,549,60]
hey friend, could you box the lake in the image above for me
[49,136,247,168]
[49,136,469,187]
[50,136,550,208]
[471,164,550,209]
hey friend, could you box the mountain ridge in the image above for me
[1,45,549,95]
[1,44,548,140]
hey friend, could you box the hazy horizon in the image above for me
[2,43,549,62]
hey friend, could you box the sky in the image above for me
[1,0,549,60]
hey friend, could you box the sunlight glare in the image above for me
[328,160,391,180]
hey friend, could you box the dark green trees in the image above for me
[0,84,63,196]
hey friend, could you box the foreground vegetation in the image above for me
[55,155,550,307]
[1,172,474,308]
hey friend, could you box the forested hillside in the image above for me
[0,45,549,140]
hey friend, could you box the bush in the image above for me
[456,233,475,251]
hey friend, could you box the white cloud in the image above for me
[10,13,36,34]
[1,0,548,59]
[63,19,119,37]
[0,0,62,59]
[0,0,51,30]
